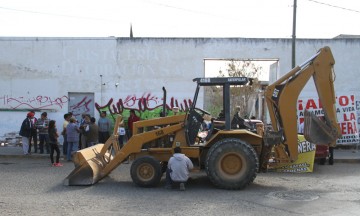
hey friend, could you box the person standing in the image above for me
[66,117,80,161]
[165,147,194,191]
[117,115,126,148]
[85,117,99,147]
[36,112,50,154]
[98,111,111,143]
[79,114,91,149]
[48,120,62,167]
[19,112,34,155]
[172,107,179,115]
[28,111,38,153]
[61,113,70,157]
[78,113,87,150]
[127,109,140,138]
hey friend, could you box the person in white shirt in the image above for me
[165,147,193,191]
[298,121,304,134]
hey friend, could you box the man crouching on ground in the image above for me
[165,147,194,191]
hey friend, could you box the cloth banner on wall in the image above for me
[297,94,359,145]
[274,135,316,173]
[356,99,360,135]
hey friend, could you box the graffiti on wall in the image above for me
[95,93,192,124]
[0,95,69,110]
[0,92,192,130]
[70,96,92,114]
[68,93,94,120]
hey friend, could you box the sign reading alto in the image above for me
[297,94,359,145]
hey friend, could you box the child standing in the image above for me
[48,120,63,167]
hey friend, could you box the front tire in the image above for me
[130,156,162,187]
[205,138,258,190]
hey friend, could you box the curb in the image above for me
[333,159,360,164]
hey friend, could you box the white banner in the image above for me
[297,94,358,145]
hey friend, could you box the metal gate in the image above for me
[68,92,95,121]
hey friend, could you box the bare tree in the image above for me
[205,60,263,118]
[204,85,223,117]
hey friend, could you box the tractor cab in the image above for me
[184,77,254,145]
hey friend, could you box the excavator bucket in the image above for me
[303,110,338,145]
[64,116,125,186]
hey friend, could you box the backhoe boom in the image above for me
[265,46,341,162]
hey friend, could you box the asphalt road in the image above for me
[1,157,360,216]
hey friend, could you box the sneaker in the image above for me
[54,163,63,167]
[179,183,185,191]
[165,184,172,189]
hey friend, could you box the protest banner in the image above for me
[297,94,358,145]
[356,99,360,134]
[274,135,316,173]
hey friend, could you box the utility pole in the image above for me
[292,0,297,68]
[100,75,103,105]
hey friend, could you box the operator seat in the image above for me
[231,113,249,129]
[185,109,204,145]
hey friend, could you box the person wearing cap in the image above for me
[36,112,50,154]
[66,117,80,161]
[28,110,38,154]
[19,112,35,155]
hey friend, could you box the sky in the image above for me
[0,0,359,38]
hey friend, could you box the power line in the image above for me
[140,0,233,21]
[306,0,360,13]
[0,6,114,21]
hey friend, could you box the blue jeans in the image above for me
[67,141,78,161]
[166,168,186,187]
[118,135,125,148]
[39,134,49,153]
[166,168,173,186]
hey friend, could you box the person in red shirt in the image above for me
[127,109,140,138]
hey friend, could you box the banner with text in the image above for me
[274,135,315,173]
[356,99,360,135]
[297,94,358,145]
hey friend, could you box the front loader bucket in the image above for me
[64,144,110,186]
[64,115,126,186]
[64,158,103,185]
[303,110,338,145]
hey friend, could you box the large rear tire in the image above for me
[130,156,162,187]
[205,138,259,190]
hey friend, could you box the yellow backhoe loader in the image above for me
[64,46,341,190]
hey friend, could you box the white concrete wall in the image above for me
[0,37,359,139]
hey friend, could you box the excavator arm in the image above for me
[265,46,341,162]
